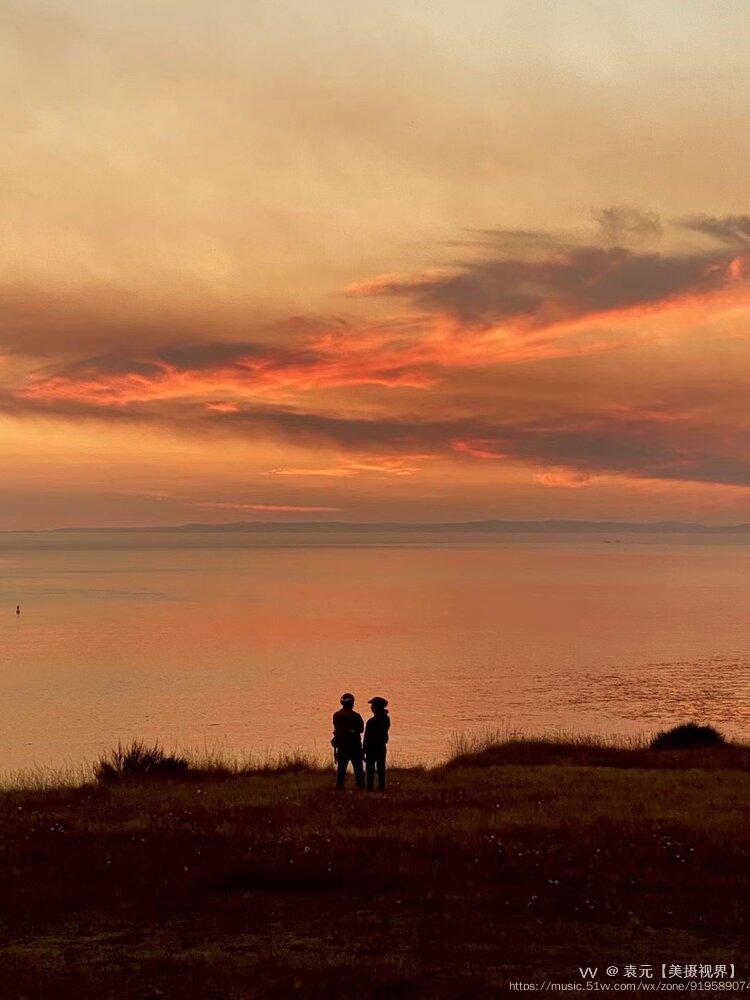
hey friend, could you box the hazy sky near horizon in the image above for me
[2,0,750,527]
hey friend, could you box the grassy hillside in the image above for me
[1,740,748,998]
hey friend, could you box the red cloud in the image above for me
[4,212,750,493]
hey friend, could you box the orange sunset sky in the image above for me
[2,0,750,528]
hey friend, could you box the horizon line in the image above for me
[4,517,750,535]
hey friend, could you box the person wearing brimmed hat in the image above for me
[363,696,390,791]
[331,692,365,790]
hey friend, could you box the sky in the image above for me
[2,0,750,527]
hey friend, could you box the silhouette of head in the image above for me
[368,696,388,711]
[340,692,355,707]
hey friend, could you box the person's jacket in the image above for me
[363,711,390,755]
[332,707,364,753]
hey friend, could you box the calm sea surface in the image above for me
[1,530,749,773]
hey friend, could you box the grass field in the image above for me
[1,737,748,998]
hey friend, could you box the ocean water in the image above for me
[1,530,749,772]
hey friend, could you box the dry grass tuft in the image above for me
[94,741,190,784]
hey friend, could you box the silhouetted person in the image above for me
[16,605,20,615]
[332,692,365,790]
[364,696,390,791]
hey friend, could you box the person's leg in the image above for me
[352,752,365,789]
[378,753,386,790]
[336,752,349,790]
[366,756,375,790]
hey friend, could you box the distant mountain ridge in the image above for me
[48,519,750,534]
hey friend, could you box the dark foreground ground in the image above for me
[1,741,749,999]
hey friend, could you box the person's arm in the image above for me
[354,712,364,734]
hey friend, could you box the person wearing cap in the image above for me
[331,692,365,790]
[363,696,390,791]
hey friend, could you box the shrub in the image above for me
[650,723,726,752]
[94,741,190,784]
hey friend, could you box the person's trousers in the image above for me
[366,751,386,790]
[336,751,364,789]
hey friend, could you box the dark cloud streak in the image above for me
[4,388,748,489]
[354,245,736,326]
[681,214,750,247]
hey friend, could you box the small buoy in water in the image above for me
[16,605,20,615]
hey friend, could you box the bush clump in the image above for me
[650,723,726,752]
[94,741,190,784]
